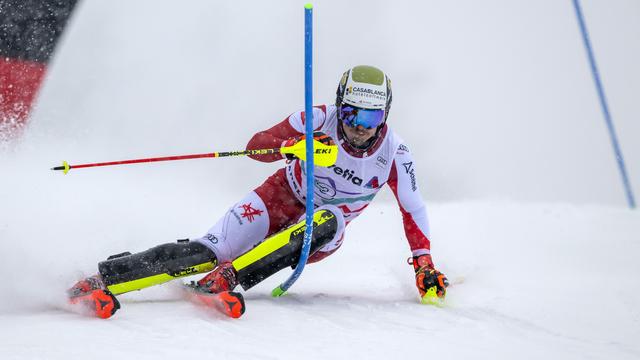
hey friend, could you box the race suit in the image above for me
[195,104,431,264]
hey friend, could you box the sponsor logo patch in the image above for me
[402,162,417,191]
[328,164,363,186]
[349,86,386,102]
[315,178,338,199]
[205,233,218,244]
[170,267,200,277]
[315,148,333,154]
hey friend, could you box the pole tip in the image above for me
[304,3,313,9]
[272,286,287,297]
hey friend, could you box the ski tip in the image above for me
[271,286,286,297]
[219,291,246,318]
[68,289,120,319]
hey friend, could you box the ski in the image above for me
[66,284,244,319]
[68,288,121,319]
[183,282,246,319]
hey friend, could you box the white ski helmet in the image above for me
[335,65,392,126]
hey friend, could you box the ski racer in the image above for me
[68,65,449,318]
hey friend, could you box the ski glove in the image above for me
[281,131,335,161]
[411,254,449,303]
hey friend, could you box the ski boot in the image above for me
[188,262,245,318]
[197,261,239,293]
[68,275,120,319]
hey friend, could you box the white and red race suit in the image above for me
[195,104,432,265]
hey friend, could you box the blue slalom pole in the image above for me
[272,3,314,296]
[572,0,636,209]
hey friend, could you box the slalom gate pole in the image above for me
[572,0,636,209]
[272,3,314,297]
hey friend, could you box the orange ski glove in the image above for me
[410,254,449,304]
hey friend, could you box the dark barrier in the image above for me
[0,0,79,140]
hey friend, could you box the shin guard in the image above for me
[99,240,217,295]
[232,209,339,290]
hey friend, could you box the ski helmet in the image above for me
[335,65,392,128]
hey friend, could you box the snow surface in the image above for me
[1,1,640,359]
[2,199,640,360]
[0,177,638,360]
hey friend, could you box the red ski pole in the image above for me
[51,139,338,174]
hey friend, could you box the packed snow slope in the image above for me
[0,195,638,360]
[1,1,639,359]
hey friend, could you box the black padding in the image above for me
[98,240,217,286]
[106,252,132,260]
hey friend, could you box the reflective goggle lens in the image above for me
[340,106,385,129]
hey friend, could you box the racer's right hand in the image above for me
[281,131,335,161]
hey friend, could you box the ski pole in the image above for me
[51,138,337,174]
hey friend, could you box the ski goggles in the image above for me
[339,105,385,129]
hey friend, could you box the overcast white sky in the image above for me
[25,0,640,206]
